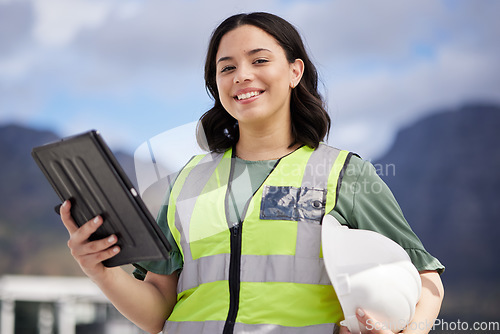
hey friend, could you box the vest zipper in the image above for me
[223,222,242,334]
[223,151,282,333]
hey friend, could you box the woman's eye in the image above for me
[221,65,235,73]
[254,59,269,64]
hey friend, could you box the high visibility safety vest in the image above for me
[165,144,353,334]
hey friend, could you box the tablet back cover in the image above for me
[31,130,171,267]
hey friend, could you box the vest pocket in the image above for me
[260,185,326,223]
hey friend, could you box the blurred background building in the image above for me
[0,275,141,334]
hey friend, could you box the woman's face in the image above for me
[215,25,303,128]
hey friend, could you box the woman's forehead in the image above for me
[216,25,283,59]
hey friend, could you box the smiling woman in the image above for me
[58,11,444,334]
[199,12,330,157]
[214,25,304,158]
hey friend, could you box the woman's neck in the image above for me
[235,123,299,161]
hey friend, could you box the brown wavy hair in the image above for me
[197,12,330,152]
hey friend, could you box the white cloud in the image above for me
[71,0,284,68]
[32,0,115,47]
[0,1,33,56]
[114,1,142,20]
[326,43,500,159]
[0,51,36,80]
[1,0,499,159]
[287,1,444,64]
[282,0,500,158]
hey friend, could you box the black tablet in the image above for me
[31,130,171,267]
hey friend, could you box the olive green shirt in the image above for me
[134,154,444,279]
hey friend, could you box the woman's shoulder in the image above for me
[315,144,385,188]
[316,143,368,174]
[344,153,371,177]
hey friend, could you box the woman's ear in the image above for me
[290,58,305,88]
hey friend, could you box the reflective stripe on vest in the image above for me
[165,144,351,333]
[164,320,336,334]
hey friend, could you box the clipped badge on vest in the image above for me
[260,185,326,223]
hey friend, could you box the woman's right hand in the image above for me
[59,200,121,281]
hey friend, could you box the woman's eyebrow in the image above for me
[247,48,272,56]
[217,48,272,65]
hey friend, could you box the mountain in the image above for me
[374,103,500,321]
[0,125,137,275]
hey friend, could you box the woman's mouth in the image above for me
[234,90,264,101]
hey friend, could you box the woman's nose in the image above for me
[233,64,253,84]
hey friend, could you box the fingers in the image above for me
[355,308,393,334]
[355,308,374,332]
[58,200,120,278]
[355,308,366,323]
[69,233,119,258]
[66,218,121,276]
[59,200,79,234]
[66,214,120,259]
[77,241,121,268]
[60,200,103,242]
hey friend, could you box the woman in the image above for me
[60,12,444,334]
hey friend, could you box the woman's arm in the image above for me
[94,268,177,333]
[400,271,444,334]
[341,270,444,334]
[60,200,177,334]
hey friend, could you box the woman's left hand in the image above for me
[339,308,396,334]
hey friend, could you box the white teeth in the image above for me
[237,91,261,100]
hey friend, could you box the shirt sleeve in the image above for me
[328,155,445,274]
[133,183,184,280]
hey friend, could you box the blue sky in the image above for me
[1,0,499,161]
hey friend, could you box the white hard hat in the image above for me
[322,215,421,334]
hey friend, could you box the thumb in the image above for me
[356,308,378,333]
